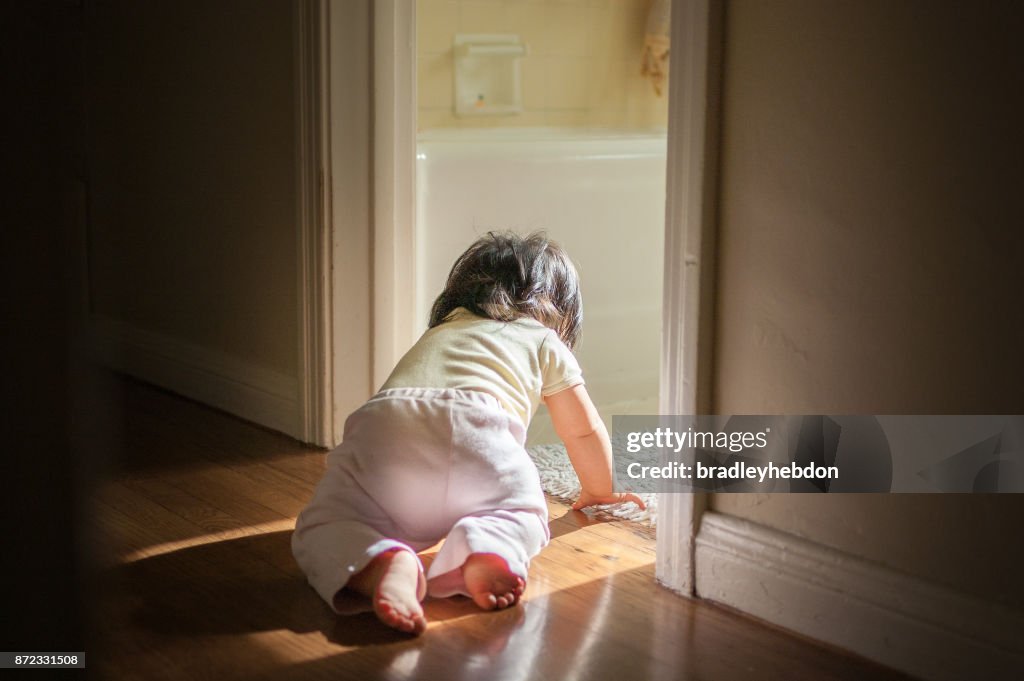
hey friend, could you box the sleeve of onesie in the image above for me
[539,331,585,397]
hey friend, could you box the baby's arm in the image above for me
[545,385,646,511]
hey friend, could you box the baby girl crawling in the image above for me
[292,232,644,634]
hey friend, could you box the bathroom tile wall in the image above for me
[417,0,669,130]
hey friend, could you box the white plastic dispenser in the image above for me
[453,34,527,117]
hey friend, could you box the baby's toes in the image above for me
[501,581,526,607]
[375,598,426,634]
[474,592,498,610]
[408,612,427,635]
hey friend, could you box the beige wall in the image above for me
[710,0,1024,607]
[86,0,298,377]
[417,0,668,130]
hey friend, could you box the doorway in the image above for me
[317,0,721,595]
[413,0,670,447]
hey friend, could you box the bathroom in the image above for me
[414,0,671,445]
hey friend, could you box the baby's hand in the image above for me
[572,491,647,511]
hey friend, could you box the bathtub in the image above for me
[415,128,667,444]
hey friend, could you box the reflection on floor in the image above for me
[89,378,912,680]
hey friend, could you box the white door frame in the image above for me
[303,0,723,592]
[371,0,419,391]
[656,0,722,596]
[295,0,377,447]
[295,0,333,446]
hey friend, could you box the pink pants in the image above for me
[291,387,550,613]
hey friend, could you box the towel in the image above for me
[527,443,657,527]
[640,0,671,97]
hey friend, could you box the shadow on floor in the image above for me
[102,530,669,680]
[107,520,595,647]
[96,524,907,681]
[112,376,321,477]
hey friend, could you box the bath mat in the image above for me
[527,443,657,527]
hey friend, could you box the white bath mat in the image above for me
[527,443,657,527]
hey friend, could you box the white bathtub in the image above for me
[415,128,667,444]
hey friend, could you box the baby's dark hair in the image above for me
[429,231,583,349]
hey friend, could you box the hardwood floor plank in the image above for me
[90,379,913,681]
[145,465,297,524]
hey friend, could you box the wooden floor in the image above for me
[86,378,913,681]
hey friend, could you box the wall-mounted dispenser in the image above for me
[453,34,527,117]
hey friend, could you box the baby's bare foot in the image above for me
[347,549,427,635]
[462,553,526,611]
[374,550,427,634]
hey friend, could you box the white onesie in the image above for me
[291,308,584,612]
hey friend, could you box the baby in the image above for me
[292,231,644,635]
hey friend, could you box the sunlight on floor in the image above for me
[120,518,298,563]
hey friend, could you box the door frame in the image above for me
[371,0,419,391]
[294,0,332,446]
[656,0,722,596]
[303,0,723,593]
[295,0,377,447]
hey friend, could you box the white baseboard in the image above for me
[695,511,1024,681]
[89,315,301,440]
